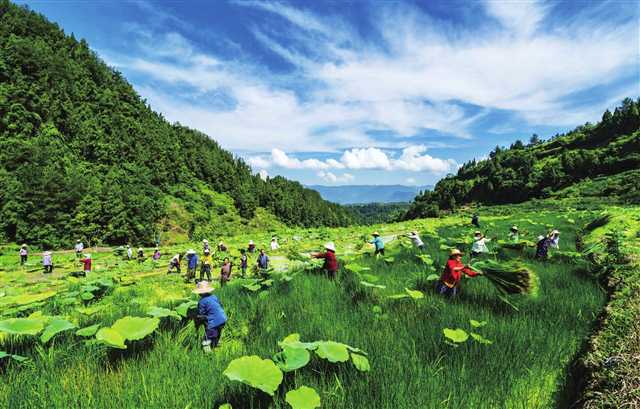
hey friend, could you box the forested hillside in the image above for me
[0,1,352,247]
[404,99,640,219]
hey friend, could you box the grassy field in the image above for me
[0,205,628,409]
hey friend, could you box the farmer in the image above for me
[549,230,560,250]
[436,249,480,297]
[42,251,53,274]
[220,257,232,287]
[126,245,133,260]
[257,249,269,275]
[270,237,279,251]
[406,231,424,250]
[312,242,338,279]
[137,247,145,263]
[80,254,92,276]
[152,247,161,262]
[472,214,480,228]
[218,241,227,252]
[369,232,385,256]
[471,231,491,257]
[194,281,227,353]
[203,239,210,253]
[167,253,182,274]
[186,249,198,282]
[535,235,551,259]
[19,244,28,265]
[75,239,84,258]
[248,240,256,253]
[240,248,248,277]
[508,226,519,242]
[200,248,212,282]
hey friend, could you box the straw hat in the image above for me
[538,235,545,241]
[449,249,464,257]
[76,239,81,242]
[138,247,143,252]
[193,281,214,294]
[474,231,482,236]
[552,230,560,235]
[21,243,27,248]
[324,242,336,252]
[186,249,196,255]
[203,239,209,243]
[218,241,224,246]
[511,225,518,231]
[372,231,380,236]
[44,251,51,256]
[249,240,254,245]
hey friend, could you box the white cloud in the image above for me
[317,171,355,184]
[340,148,392,170]
[393,145,458,173]
[484,0,548,38]
[406,177,417,185]
[258,169,269,181]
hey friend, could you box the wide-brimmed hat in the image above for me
[511,226,518,231]
[76,239,81,242]
[249,240,254,245]
[44,251,52,256]
[138,247,143,251]
[218,242,224,246]
[372,231,380,236]
[202,239,209,243]
[411,231,418,235]
[552,230,560,235]
[193,281,214,294]
[186,249,196,255]
[449,249,464,257]
[538,235,545,241]
[474,231,482,235]
[324,242,336,252]
[21,243,27,247]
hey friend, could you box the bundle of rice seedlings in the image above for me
[471,260,536,295]
[584,213,611,231]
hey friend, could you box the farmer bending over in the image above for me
[312,242,338,279]
[471,231,491,257]
[194,281,227,353]
[79,254,92,277]
[535,235,551,259]
[436,249,480,297]
[406,231,424,250]
[548,230,560,250]
[369,232,385,256]
[167,253,182,274]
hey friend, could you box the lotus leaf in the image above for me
[0,318,44,335]
[147,307,180,320]
[470,332,493,345]
[405,288,424,299]
[95,327,126,349]
[360,281,386,289]
[262,279,273,287]
[81,285,100,293]
[111,316,159,341]
[470,319,487,328]
[76,324,101,337]
[40,318,76,343]
[0,290,57,308]
[0,351,28,362]
[80,292,95,301]
[426,274,439,281]
[285,386,321,409]
[278,333,318,350]
[351,353,370,372]
[315,341,349,363]
[223,355,283,396]
[383,257,395,263]
[273,345,310,372]
[175,301,198,318]
[360,274,378,282]
[416,254,434,265]
[219,405,232,409]
[443,328,469,343]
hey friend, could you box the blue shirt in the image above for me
[198,294,227,328]
[370,236,384,250]
[188,254,198,269]
[257,254,269,269]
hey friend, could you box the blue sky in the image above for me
[20,0,639,186]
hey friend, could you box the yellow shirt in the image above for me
[202,254,212,265]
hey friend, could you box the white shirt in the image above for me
[127,248,132,257]
[75,242,84,252]
[409,234,424,247]
[271,241,279,250]
[550,237,560,249]
[472,237,490,253]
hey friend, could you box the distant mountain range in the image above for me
[307,185,432,204]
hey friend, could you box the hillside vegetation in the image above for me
[404,99,640,219]
[0,1,352,249]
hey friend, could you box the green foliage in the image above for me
[40,318,75,343]
[285,386,321,409]
[223,355,284,396]
[0,317,44,335]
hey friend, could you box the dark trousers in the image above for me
[374,248,385,256]
[200,264,211,281]
[20,255,27,265]
[167,262,180,274]
[205,324,225,347]
[43,265,53,274]
[436,281,459,298]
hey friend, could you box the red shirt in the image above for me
[314,251,338,272]
[81,258,92,271]
[440,258,477,287]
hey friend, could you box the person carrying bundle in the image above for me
[471,231,491,257]
[167,254,182,274]
[42,251,53,274]
[311,242,338,279]
[508,226,519,242]
[406,231,424,250]
[369,232,385,256]
[437,249,480,297]
[185,249,198,282]
[75,240,84,258]
[200,249,212,282]
[193,281,227,353]
[220,257,232,287]
[19,244,28,265]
